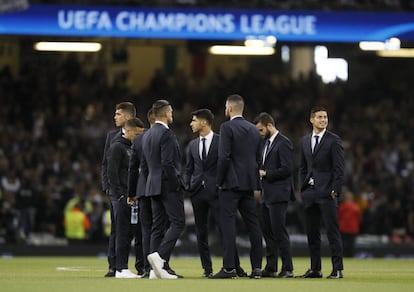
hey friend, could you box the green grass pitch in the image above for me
[1,256,413,292]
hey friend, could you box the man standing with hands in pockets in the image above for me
[297,106,345,279]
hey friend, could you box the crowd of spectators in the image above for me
[1,48,414,248]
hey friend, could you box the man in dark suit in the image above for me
[297,106,345,279]
[102,102,136,277]
[212,94,263,279]
[107,117,144,278]
[186,108,245,278]
[142,100,185,279]
[254,112,295,278]
[127,109,156,278]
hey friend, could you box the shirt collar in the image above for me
[230,115,243,120]
[200,131,213,141]
[268,130,279,144]
[313,128,326,138]
[155,120,169,129]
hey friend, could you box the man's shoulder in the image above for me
[325,130,341,140]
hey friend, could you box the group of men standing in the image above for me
[101,94,345,280]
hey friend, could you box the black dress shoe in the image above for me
[261,269,277,278]
[104,269,115,277]
[138,271,149,278]
[327,270,343,279]
[202,270,213,278]
[249,268,262,279]
[236,266,248,277]
[296,269,322,278]
[278,271,294,278]
[211,268,237,279]
[163,263,183,278]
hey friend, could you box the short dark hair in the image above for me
[253,112,275,126]
[125,117,144,128]
[191,109,214,125]
[116,102,136,117]
[152,100,171,117]
[310,106,328,118]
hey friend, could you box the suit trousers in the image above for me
[219,189,263,270]
[139,196,153,272]
[109,195,133,270]
[107,196,116,270]
[191,189,220,271]
[150,190,185,262]
[132,210,144,272]
[260,201,293,272]
[303,189,344,271]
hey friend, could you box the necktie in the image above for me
[263,139,271,163]
[201,137,207,160]
[313,135,319,152]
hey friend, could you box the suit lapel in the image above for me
[312,132,327,156]
[192,139,201,161]
[305,134,312,158]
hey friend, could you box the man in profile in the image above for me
[101,102,136,278]
[186,108,245,278]
[141,100,185,279]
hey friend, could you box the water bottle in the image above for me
[131,203,138,224]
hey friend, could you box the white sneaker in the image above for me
[158,268,178,279]
[147,252,178,279]
[115,269,139,278]
[149,270,159,279]
[147,252,164,278]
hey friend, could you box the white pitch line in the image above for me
[56,266,105,272]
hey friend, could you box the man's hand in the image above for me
[254,190,262,201]
[259,169,266,178]
[127,197,137,205]
[330,190,338,199]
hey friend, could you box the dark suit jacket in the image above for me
[141,123,183,196]
[299,130,345,199]
[217,117,262,191]
[102,129,122,192]
[127,129,147,198]
[185,133,219,197]
[261,133,295,204]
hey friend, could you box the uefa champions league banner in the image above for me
[1,4,414,42]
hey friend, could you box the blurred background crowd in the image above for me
[1,50,414,248]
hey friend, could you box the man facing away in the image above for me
[212,94,263,279]
[141,100,186,279]
[102,102,136,277]
[297,106,345,279]
[254,112,295,278]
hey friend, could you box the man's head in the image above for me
[114,102,136,128]
[254,112,276,139]
[124,117,145,141]
[225,94,244,118]
[310,106,328,133]
[152,99,173,124]
[190,109,214,135]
